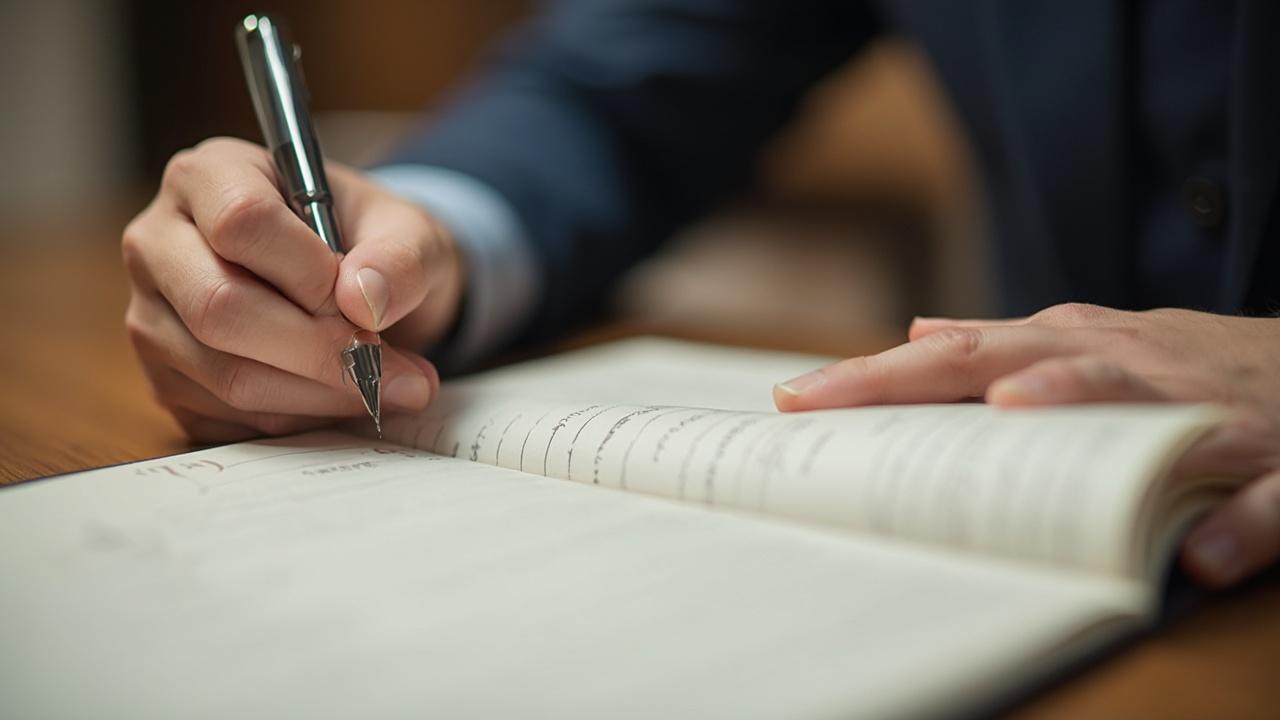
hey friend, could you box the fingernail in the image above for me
[776,369,827,396]
[1189,530,1242,583]
[355,267,390,330]
[383,372,431,411]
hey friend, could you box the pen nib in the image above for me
[342,331,382,438]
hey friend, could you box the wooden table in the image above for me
[2,207,1278,718]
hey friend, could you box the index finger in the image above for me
[138,206,431,403]
[162,138,339,316]
[774,325,1094,411]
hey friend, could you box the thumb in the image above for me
[334,194,464,353]
[335,226,435,333]
[985,356,1167,406]
[1183,469,1280,587]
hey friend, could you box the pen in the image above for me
[234,13,383,436]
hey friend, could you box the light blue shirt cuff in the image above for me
[369,165,542,369]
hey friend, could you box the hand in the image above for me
[774,303,1280,587]
[123,137,465,442]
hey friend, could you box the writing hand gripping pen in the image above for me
[235,13,383,435]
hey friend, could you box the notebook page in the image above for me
[397,339,1218,577]
[0,432,1138,720]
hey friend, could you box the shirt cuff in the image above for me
[369,164,542,370]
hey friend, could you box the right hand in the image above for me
[122,137,466,442]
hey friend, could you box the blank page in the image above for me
[0,432,1136,719]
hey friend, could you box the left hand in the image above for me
[773,303,1280,587]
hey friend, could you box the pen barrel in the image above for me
[236,14,345,254]
[300,198,343,255]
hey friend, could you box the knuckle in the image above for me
[124,302,170,364]
[1037,302,1107,325]
[215,360,267,413]
[160,148,199,192]
[207,192,275,258]
[123,300,150,347]
[192,136,231,152]
[120,223,147,277]
[837,356,884,402]
[193,135,248,151]
[924,328,986,390]
[186,275,241,347]
[928,327,984,362]
[294,262,340,313]
[163,138,259,193]
[121,215,146,254]
[192,136,254,158]
[836,356,873,383]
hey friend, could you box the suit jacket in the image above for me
[393,0,1280,346]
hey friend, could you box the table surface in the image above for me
[2,206,1278,719]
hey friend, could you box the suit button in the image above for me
[1182,177,1226,229]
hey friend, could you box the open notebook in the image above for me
[0,338,1247,719]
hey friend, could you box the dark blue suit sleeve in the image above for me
[390,0,881,345]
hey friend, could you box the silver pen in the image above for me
[235,13,383,435]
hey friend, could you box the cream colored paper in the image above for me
[0,433,1136,720]
[390,339,1218,578]
[0,338,1226,719]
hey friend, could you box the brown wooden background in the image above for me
[126,1,532,177]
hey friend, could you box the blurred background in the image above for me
[0,0,991,353]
